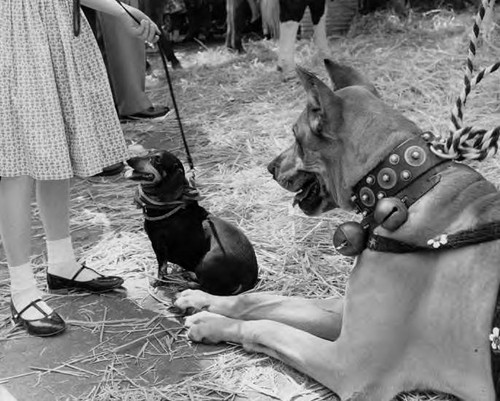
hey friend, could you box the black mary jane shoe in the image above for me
[11,299,66,337]
[47,264,124,293]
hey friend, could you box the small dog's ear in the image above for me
[296,66,343,136]
[324,59,380,98]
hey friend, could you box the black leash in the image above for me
[73,0,81,36]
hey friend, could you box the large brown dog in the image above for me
[174,60,500,400]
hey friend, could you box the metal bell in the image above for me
[333,221,368,257]
[374,197,408,231]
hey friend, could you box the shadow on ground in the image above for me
[0,286,223,400]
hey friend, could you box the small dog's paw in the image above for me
[174,289,213,312]
[184,311,237,344]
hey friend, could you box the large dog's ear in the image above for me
[324,59,380,98]
[296,66,343,136]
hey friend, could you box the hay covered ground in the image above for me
[1,6,500,401]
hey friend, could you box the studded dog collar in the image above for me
[351,132,449,219]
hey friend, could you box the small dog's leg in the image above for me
[175,290,343,340]
[152,262,170,287]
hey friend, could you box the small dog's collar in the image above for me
[134,186,185,210]
[352,132,449,219]
[134,185,204,222]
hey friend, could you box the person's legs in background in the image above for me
[97,0,169,121]
[144,0,182,69]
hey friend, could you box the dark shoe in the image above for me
[47,263,124,293]
[120,106,170,122]
[11,299,66,337]
[93,162,125,177]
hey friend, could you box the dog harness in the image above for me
[134,185,202,222]
[347,132,500,398]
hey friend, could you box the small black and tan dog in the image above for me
[126,149,259,295]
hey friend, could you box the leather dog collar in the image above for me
[352,132,448,219]
[134,186,202,222]
[333,132,451,256]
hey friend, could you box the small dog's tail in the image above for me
[231,284,244,295]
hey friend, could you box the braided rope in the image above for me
[430,0,500,161]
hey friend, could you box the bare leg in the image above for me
[175,290,343,340]
[36,180,98,281]
[0,177,51,318]
[36,179,70,241]
[0,176,33,266]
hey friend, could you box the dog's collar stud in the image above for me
[334,132,451,257]
[352,132,447,218]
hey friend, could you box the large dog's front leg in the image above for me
[175,289,343,340]
[185,311,362,399]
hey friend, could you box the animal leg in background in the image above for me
[175,289,343,340]
[226,0,248,53]
[278,0,328,79]
[278,20,300,77]
[312,6,329,59]
[246,0,260,22]
[260,0,280,38]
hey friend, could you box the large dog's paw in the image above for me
[184,311,240,344]
[174,289,215,313]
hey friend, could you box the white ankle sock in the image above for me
[9,263,52,319]
[46,237,97,281]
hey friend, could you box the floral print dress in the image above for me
[0,0,129,180]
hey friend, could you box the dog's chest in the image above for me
[145,212,209,270]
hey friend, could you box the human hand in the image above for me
[119,6,160,44]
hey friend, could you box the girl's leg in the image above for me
[36,179,99,281]
[0,177,51,319]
